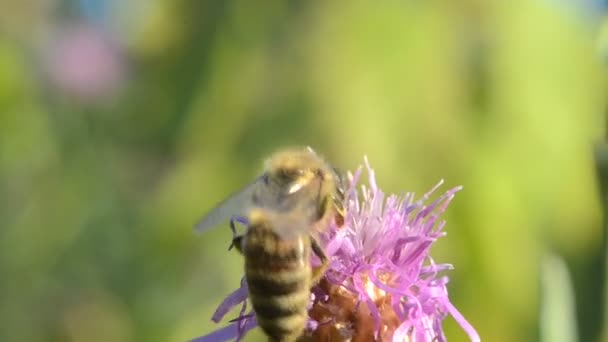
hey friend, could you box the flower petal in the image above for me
[190,324,238,342]
[212,277,248,323]
[392,321,412,342]
[444,300,480,342]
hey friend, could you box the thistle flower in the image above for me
[193,159,479,342]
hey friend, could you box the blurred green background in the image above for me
[1,1,606,341]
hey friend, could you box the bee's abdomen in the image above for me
[244,232,310,342]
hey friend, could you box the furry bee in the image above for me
[196,147,346,341]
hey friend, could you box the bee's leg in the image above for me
[310,236,329,286]
[333,197,346,225]
[230,235,244,254]
[332,168,346,219]
[315,194,329,221]
[228,215,248,253]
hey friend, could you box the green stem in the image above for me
[594,143,608,341]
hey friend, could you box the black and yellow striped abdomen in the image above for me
[243,223,311,342]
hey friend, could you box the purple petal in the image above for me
[235,315,257,342]
[325,231,346,255]
[212,278,248,323]
[392,321,412,342]
[444,300,480,342]
[353,272,381,338]
[433,318,447,342]
[368,267,408,296]
[364,156,377,193]
[190,324,239,342]
[418,180,445,205]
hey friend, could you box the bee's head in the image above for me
[264,147,326,194]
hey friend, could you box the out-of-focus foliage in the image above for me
[540,254,579,342]
[0,1,605,341]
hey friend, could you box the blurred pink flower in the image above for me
[44,22,125,101]
[194,159,479,342]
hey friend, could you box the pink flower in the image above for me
[44,22,125,101]
[193,158,479,342]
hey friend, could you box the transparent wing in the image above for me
[263,209,313,241]
[195,177,263,233]
[269,214,312,240]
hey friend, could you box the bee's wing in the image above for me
[264,206,315,241]
[195,177,263,233]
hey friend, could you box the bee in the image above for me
[196,147,346,342]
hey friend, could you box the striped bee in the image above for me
[196,147,346,341]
